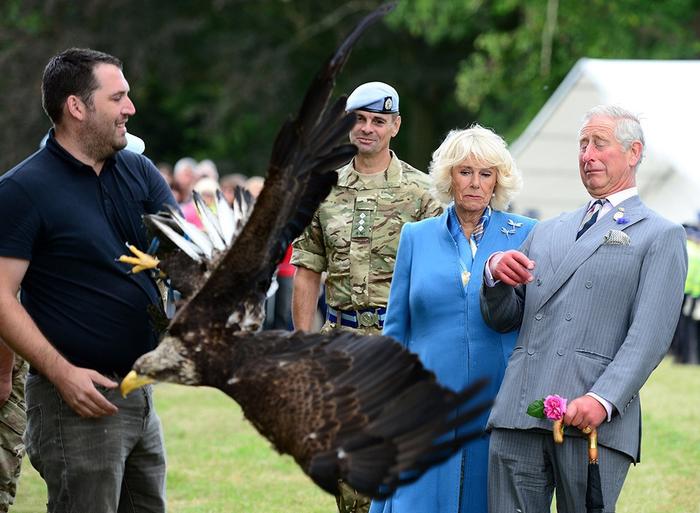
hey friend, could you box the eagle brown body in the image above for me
[132,328,489,497]
[122,1,492,500]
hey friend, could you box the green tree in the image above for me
[0,1,398,175]
[2,1,699,178]
[390,0,700,140]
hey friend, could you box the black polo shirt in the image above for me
[0,132,177,376]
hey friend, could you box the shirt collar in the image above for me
[606,187,638,207]
[447,204,492,245]
[473,205,492,244]
[587,187,638,208]
[46,129,117,174]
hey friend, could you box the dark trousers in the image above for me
[489,428,631,513]
[24,374,166,513]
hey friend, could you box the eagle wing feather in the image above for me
[168,5,397,333]
[178,329,491,499]
[124,1,494,502]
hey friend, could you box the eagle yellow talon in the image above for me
[117,244,160,274]
[117,256,145,265]
[127,244,149,259]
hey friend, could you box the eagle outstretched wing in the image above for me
[164,3,397,336]
[120,0,494,502]
[126,329,491,499]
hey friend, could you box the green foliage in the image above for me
[0,1,386,175]
[1,0,699,178]
[388,0,484,43]
[0,1,45,37]
[526,397,545,418]
[391,0,700,142]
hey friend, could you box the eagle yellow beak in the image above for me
[120,370,156,398]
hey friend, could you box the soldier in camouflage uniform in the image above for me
[0,342,28,513]
[291,82,442,513]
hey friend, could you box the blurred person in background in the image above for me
[672,225,700,364]
[173,156,198,204]
[156,161,176,200]
[245,175,265,199]
[193,176,220,212]
[0,339,27,513]
[220,173,247,207]
[196,158,219,182]
[176,157,202,228]
[263,245,295,331]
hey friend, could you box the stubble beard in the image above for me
[80,114,127,163]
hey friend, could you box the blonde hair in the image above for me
[429,124,522,210]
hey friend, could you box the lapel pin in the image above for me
[613,207,628,224]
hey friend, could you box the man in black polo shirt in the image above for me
[0,48,175,512]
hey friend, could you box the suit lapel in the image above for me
[547,208,583,275]
[536,196,648,311]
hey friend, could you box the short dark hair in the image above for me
[41,48,122,125]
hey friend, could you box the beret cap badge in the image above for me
[383,96,393,111]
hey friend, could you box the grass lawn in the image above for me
[11,358,699,512]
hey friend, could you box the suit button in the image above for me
[557,348,565,356]
[527,349,535,356]
[535,313,543,320]
[565,313,572,321]
[585,280,593,289]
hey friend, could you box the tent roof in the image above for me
[510,58,700,223]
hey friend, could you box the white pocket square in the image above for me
[602,229,630,246]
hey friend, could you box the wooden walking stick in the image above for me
[527,395,605,513]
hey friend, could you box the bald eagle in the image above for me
[119,2,491,500]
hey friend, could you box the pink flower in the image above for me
[543,394,567,420]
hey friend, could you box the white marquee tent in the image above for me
[509,58,700,224]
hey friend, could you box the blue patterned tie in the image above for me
[576,199,605,239]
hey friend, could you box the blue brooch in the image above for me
[501,219,523,238]
[612,207,628,225]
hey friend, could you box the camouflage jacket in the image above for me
[292,153,442,314]
[0,356,27,509]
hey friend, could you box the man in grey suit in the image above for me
[480,105,687,512]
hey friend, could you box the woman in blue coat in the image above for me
[370,125,536,513]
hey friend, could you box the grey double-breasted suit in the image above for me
[481,195,687,462]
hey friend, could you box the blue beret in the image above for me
[346,81,399,114]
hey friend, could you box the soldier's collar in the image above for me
[337,151,403,188]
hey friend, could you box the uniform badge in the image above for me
[383,96,393,111]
